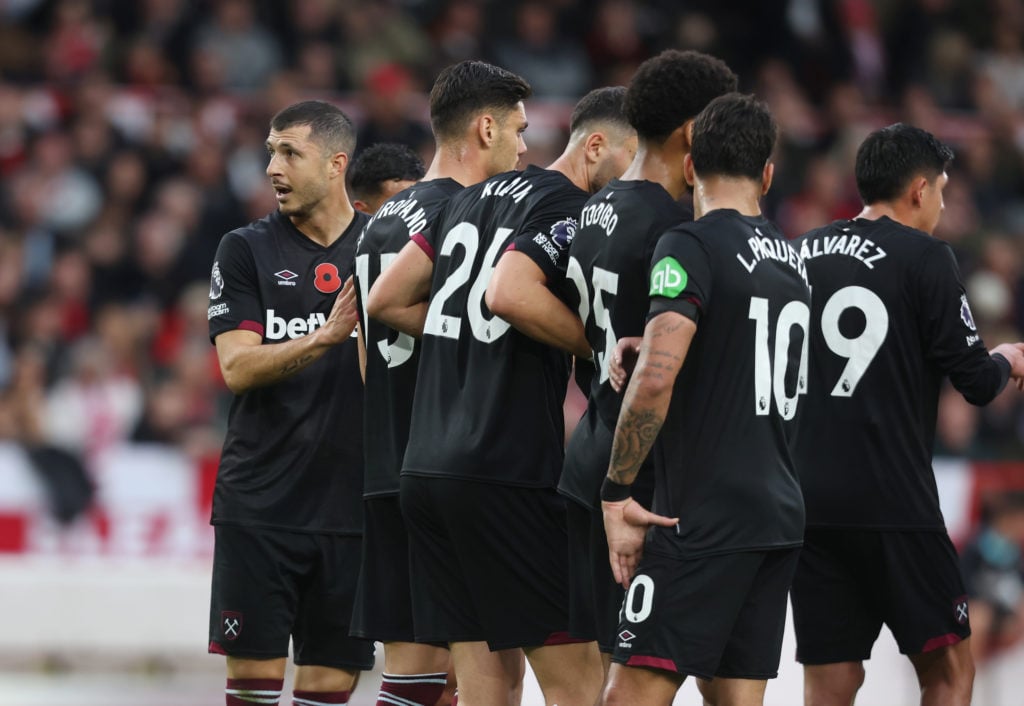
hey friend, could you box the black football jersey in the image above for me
[403,165,587,487]
[644,209,809,558]
[559,180,686,509]
[354,178,463,498]
[793,217,1010,530]
[208,209,368,534]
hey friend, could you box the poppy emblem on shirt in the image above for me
[960,294,976,332]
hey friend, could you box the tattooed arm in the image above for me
[603,310,695,588]
[216,276,359,394]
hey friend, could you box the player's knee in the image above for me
[804,662,864,705]
[600,680,633,706]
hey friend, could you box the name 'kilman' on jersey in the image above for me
[354,178,463,499]
[403,165,588,488]
[646,209,809,558]
[208,209,368,534]
[793,217,1011,531]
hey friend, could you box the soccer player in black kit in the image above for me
[351,60,531,706]
[561,49,737,667]
[206,101,372,706]
[600,94,808,706]
[368,87,636,706]
[790,124,1024,706]
[348,142,426,216]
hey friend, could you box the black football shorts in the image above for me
[791,528,971,663]
[610,547,800,680]
[351,495,427,644]
[208,524,375,670]
[401,475,584,650]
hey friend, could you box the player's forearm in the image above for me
[221,332,335,393]
[489,281,591,358]
[370,301,427,338]
[607,371,671,486]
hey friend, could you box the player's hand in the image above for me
[602,497,678,590]
[608,337,642,393]
[992,342,1024,390]
[319,276,359,346]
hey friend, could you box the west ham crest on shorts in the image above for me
[954,596,968,625]
[222,611,243,640]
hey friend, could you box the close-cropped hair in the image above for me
[569,86,630,136]
[690,93,777,180]
[854,123,955,205]
[625,49,737,144]
[270,100,356,156]
[429,61,532,141]
[348,143,426,201]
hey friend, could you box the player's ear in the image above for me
[330,151,349,179]
[352,198,372,215]
[584,131,605,164]
[909,175,928,208]
[762,161,774,196]
[681,119,695,153]
[477,114,495,147]
[683,152,696,187]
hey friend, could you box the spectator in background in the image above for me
[355,63,434,160]
[490,0,591,99]
[347,142,425,215]
[961,491,1024,664]
[189,0,283,92]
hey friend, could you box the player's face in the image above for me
[265,124,333,219]
[920,170,948,235]
[591,130,638,193]
[489,102,528,175]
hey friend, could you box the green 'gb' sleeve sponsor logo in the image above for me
[650,256,688,297]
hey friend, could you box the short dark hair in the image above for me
[429,61,532,141]
[348,143,426,202]
[569,86,629,136]
[691,93,777,180]
[854,123,954,205]
[270,100,356,156]
[625,50,737,144]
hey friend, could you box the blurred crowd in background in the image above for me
[1,0,1024,527]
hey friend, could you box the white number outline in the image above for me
[567,256,619,382]
[356,252,416,368]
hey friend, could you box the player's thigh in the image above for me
[208,524,307,660]
[879,531,972,656]
[351,495,418,643]
[610,550,775,680]
[791,529,883,665]
[717,548,800,679]
[292,533,375,671]
[400,474,482,644]
[566,498,600,644]
[442,480,579,650]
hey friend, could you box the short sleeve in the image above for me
[208,231,264,343]
[509,185,588,282]
[647,226,711,324]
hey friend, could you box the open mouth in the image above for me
[273,185,292,199]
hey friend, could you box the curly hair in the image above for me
[625,50,737,144]
[348,143,425,202]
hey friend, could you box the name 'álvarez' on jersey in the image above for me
[403,165,588,488]
[353,178,463,498]
[793,216,1008,531]
[208,209,367,534]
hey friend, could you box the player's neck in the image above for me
[547,149,590,193]
[621,146,689,200]
[856,203,909,228]
[424,143,489,186]
[288,196,356,247]
[693,176,763,218]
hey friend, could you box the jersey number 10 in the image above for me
[750,285,889,419]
